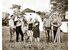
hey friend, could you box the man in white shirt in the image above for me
[15,17,24,42]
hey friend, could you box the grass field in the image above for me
[2,26,68,50]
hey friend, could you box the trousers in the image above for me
[16,26,24,42]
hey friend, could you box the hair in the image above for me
[10,15,13,18]
[30,14,32,15]
[23,18,27,24]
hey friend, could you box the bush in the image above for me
[2,18,9,26]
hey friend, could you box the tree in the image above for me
[2,12,10,26]
[51,0,68,20]
[10,4,21,9]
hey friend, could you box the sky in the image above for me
[2,0,51,14]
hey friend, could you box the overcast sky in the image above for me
[2,0,51,14]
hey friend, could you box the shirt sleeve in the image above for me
[9,20,11,26]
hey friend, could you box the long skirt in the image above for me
[33,27,40,38]
[53,26,58,39]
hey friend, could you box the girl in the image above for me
[33,18,40,42]
[27,18,33,42]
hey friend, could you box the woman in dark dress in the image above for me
[33,19,40,42]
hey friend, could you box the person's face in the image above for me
[13,8,19,12]
[13,8,20,15]
[11,17,13,19]
[11,16,14,19]
[30,18,32,21]
[35,18,38,22]
[46,16,49,18]
[17,17,20,21]
[52,15,56,19]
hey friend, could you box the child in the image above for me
[9,15,15,42]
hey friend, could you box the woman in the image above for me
[33,18,40,42]
[51,14,62,43]
[27,18,33,42]
[21,17,28,42]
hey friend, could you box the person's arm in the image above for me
[51,18,59,27]
[57,18,62,27]
[33,22,36,27]
[27,20,30,24]
[50,17,53,26]
[51,21,54,26]
[21,22,24,33]
[9,20,11,27]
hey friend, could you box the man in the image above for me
[9,15,15,42]
[11,5,24,42]
[43,15,51,42]
[15,17,24,42]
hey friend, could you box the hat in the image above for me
[10,4,21,9]
[19,11,26,15]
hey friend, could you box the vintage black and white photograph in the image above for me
[2,0,68,50]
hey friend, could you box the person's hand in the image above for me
[53,25,58,27]
[35,23,38,25]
